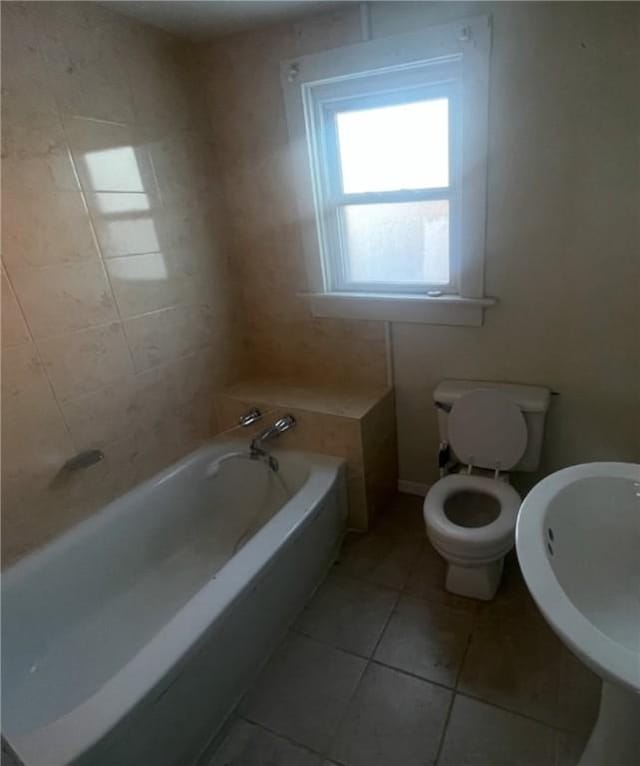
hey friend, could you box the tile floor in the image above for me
[203,494,601,766]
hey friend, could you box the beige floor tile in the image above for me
[329,663,451,766]
[208,719,322,766]
[404,543,480,613]
[458,606,566,726]
[438,695,556,766]
[335,531,422,590]
[371,493,426,541]
[555,649,601,735]
[374,595,474,687]
[478,551,540,617]
[295,574,398,657]
[239,633,365,753]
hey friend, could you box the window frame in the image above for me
[281,16,495,326]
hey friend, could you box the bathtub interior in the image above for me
[545,475,640,652]
[2,445,310,738]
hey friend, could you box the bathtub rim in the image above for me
[4,441,346,766]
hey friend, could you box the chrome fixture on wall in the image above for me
[238,408,263,427]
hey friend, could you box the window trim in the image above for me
[281,15,495,325]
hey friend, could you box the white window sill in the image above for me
[304,292,496,326]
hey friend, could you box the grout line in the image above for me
[433,689,456,766]
[237,713,327,761]
[433,621,475,765]
[322,583,403,761]
[1,266,77,445]
[454,689,577,735]
[368,658,456,694]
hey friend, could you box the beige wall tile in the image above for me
[59,363,179,449]
[1,382,74,490]
[2,342,55,422]
[2,186,98,270]
[146,129,212,205]
[59,377,138,449]
[2,127,79,193]
[106,251,210,317]
[9,259,118,338]
[86,193,163,258]
[0,3,58,126]
[1,271,30,347]
[38,322,134,401]
[1,1,236,565]
[122,28,196,131]
[38,11,136,123]
[123,303,213,371]
[64,116,157,194]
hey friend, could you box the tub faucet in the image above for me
[250,415,296,457]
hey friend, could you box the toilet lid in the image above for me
[448,389,527,471]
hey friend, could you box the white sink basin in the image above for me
[516,462,640,766]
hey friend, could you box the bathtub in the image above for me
[2,440,347,766]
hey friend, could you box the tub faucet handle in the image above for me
[239,408,262,427]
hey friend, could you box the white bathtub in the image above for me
[2,441,347,766]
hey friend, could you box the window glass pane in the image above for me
[341,200,450,285]
[336,99,449,194]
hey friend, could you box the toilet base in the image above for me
[445,557,504,601]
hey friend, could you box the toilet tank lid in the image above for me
[434,380,551,413]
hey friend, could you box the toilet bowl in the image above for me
[423,386,534,601]
[423,473,521,600]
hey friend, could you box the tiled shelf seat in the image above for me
[215,379,398,529]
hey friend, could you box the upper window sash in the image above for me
[322,82,458,196]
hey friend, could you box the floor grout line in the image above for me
[432,624,474,766]
[321,583,404,762]
[453,689,583,735]
[237,713,327,760]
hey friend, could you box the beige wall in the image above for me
[199,1,639,489]
[370,2,640,488]
[197,7,389,387]
[1,2,238,564]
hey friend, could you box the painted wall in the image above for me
[1,2,238,564]
[371,2,640,488]
[199,1,639,489]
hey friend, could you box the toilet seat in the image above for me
[424,473,521,561]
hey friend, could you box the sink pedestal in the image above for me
[579,681,640,766]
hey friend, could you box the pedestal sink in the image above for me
[516,462,640,766]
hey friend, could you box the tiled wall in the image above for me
[197,9,389,387]
[1,2,238,564]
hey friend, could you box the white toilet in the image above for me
[423,380,550,601]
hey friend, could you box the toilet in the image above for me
[423,380,551,601]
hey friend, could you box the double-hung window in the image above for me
[281,16,495,326]
[327,88,456,293]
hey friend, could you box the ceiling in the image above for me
[104,1,345,42]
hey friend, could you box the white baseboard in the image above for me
[398,480,431,497]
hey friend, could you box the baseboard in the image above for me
[398,480,431,496]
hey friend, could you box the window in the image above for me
[331,95,454,292]
[281,16,495,326]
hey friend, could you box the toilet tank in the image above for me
[434,380,551,472]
